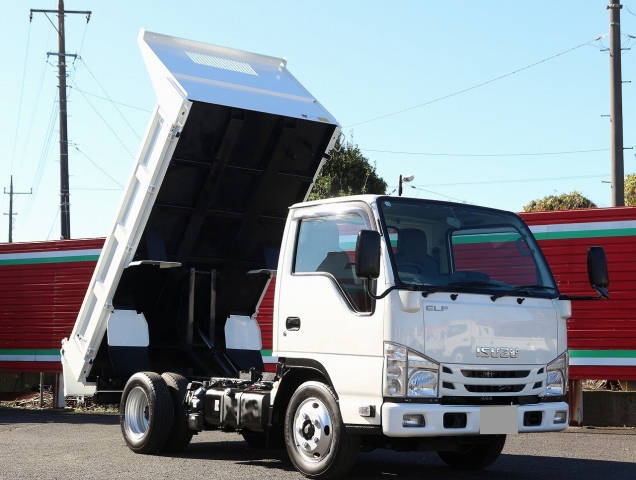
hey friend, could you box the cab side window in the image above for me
[294,211,374,312]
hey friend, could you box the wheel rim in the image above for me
[124,386,150,442]
[292,396,334,463]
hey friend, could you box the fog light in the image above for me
[402,414,426,427]
[553,411,567,424]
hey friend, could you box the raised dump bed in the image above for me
[61,30,339,397]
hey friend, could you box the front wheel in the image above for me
[438,434,506,470]
[284,381,359,479]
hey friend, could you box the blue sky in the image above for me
[1,1,635,242]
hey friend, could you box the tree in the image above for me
[625,174,636,206]
[307,140,387,201]
[523,191,597,212]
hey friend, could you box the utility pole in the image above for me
[30,1,90,409]
[30,1,91,239]
[3,176,33,243]
[608,1,624,207]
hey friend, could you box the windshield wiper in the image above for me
[420,280,501,298]
[490,284,557,301]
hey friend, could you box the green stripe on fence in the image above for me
[569,349,636,358]
[0,349,60,355]
[0,255,99,266]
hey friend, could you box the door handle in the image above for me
[286,316,301,331]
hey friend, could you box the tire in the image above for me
[161,372,193,452]
[438,435,506,470]
[284,381,359,479]
[119,371,174,454]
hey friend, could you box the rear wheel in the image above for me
[438,435,506,470]
[161,372,193,452]
[284,381,359,479]
[120,371,174,454]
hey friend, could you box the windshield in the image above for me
[377,197,558,298]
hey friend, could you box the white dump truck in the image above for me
[61,31,609,478]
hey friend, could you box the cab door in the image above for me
[275,202,384,424]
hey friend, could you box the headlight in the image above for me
[543,352,568,397]
[384,343,439,397]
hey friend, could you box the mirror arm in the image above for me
[364,280,397,300]
[559,285,609,301]
[559,294,602,301]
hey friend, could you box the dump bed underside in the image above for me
[138,102,334,271]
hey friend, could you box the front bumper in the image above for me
[382,401,568,437]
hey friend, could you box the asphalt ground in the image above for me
[0,407,634,480]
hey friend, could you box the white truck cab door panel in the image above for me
[276,204,384,424]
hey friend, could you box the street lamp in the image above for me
[398,174,415,196]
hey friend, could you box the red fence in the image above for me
[2,206,636,380]
[0,238,103,372]
[521,207,636,380]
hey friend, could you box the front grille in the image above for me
[441,364,546,398]
[461,369,530,379]
[441,395,541,405]
[465,384,525,393]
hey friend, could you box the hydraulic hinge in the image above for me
[170,124,182,139]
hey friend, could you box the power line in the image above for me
[77,57,142,140]
[74,83,137,159]
[76,17,89,57]
[46,206,60,240]
[69,85,151,113]
[362,147,611,158]
[345,35,605,128]
[32,94,58,192]
[72,144,123,188]
[10,23,32,174]
[23,93,58,221]
[18,58,51,174]
[409,185,466,203]
[414,173,609,188]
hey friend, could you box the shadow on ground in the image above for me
[0,406,118,425]
[177,440,636,480]
[175,440,295,472]
[346,451,636,480]
[2,407,633,480]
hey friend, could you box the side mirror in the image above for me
[587,246,609,298]
[355,230,381,279]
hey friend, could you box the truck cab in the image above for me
[275,195,571,439]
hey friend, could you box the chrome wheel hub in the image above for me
[292,397,333,462]
[124,386,150,441]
